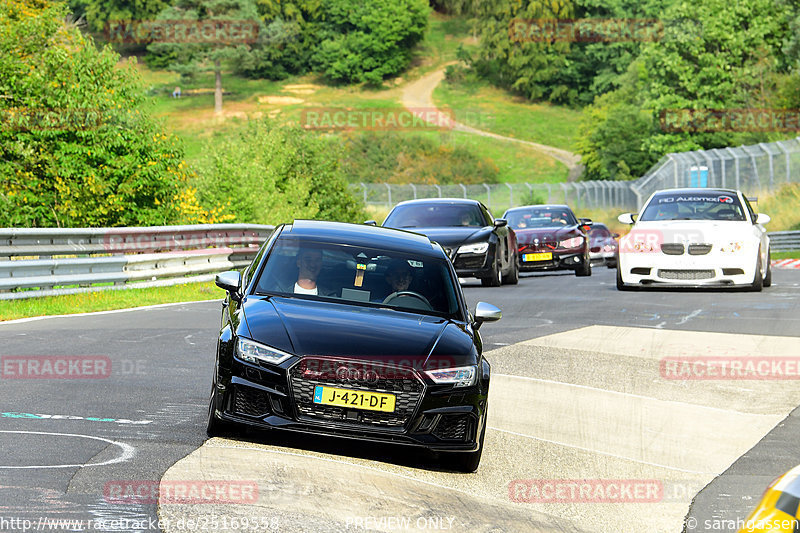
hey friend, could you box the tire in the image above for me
[206,380,236,438]
[502,257,519,285]
[575,253,592,277]
[616,265,633,291]
[763,251,772,288]
[749,253,763,292]
[606,259,617,269]
[481,256,502,287]
[451,419,486,473]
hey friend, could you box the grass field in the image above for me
[433,76,583,153]
[0,282,221,321]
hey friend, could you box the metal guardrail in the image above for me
[0,224,274,300]
[768,231,800,253]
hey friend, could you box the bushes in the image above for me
[340,132,499,185]
[0,0,201,227]
[194,120,365,226]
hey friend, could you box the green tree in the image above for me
[311,0,429,85]
[0,0,199,227]
[68,0,170,33]
[577,0,795,180]
[195,120,365,225]
[147,0,263,114]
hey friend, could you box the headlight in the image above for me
[719,241,744,253]
[424,366,478,388]
[236,338,293,365]
[458,242,489,254]
[558,236,583,249]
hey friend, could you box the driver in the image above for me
[372,259,414,301]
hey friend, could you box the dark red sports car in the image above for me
[502,204,593,276]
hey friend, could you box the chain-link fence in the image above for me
[350,181,637,214]
[351,136,800,213]
[632,137,800,206]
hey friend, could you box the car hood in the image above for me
[626,220,758,243]
[515,226,579,245]
[241,296,477,369]
[403,226,491,248]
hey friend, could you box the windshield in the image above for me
[254,237,461,318]
[384,204,486,228]
[640,193,746,221]
[504,207,577,229]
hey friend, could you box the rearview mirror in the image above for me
[618,213,635,225]
[494,218,508,228]
[756,213,771,225]
[215,270,241,300]
[473,302,501,330]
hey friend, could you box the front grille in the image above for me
[657,269,715,280]
[454,255,486,270]
[432,414,471,441]
[661,244,684,255]
[289,358,425,430]
[234,386,271,417]
[688,244,712,255]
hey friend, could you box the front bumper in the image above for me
[518,247,586,272]
[449,247,496,279]
[618,251,758,286]
[212,357,487,452]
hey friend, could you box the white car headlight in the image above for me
[719,241,744,253]
[458,242,489,254]
[424,366,477,388]
[558,236,584,249]
[236,338,293,365]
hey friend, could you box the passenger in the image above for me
[279,248,336,296]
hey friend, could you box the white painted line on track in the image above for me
[0,299,220,325]
[0,430,135,469]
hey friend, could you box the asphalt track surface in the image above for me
[2,267,800,533]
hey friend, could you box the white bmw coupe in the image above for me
[616,188,771,291]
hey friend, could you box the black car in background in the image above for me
[209,220,502,472]
[382,199,518,286]
[502,204,593,276]
[587,222,619,268]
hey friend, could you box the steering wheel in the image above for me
[382,291,433,311]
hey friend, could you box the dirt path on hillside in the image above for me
[400,66,584,180]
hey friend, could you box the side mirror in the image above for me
[364,220,377,226]
[494,218,508,228]
[618,213,635,225]
[755,213,771,225]
[473,302,501,330]
[215,270,242,300]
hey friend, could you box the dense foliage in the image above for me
[578,0,795,180]
[194,120,365,225]
[340,132,499,184]
[0,0,206,227]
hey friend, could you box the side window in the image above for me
[743,196,757,223]
[480,204,493,226]
[243,227,279,292]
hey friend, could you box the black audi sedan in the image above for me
[208,220,501,472]
[502,204,593,276]
[382,198,518,286]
